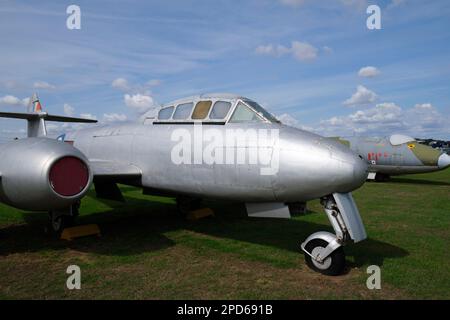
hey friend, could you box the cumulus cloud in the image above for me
[319,102,449,137]
[348,102,402,124]
[277,113,300,127]
[103,113,128,123]
[33,81,56,90]
[112,78,130,91]
[276,113,316,132]
[0,95,29,107]
[358,66,380,78]
[256,41,318,61]
[343,85,378,106]
[63,103,75,116]
[124,93,157,113]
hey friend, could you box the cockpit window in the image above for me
[173,102,193,120]
[210,101,231,119]
[243,99,279,123]
[192,101,212,119]
[158,106,174,120]
[229,102,264,123]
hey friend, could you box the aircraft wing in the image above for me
[89,160,142,201]
[89,160,142,180]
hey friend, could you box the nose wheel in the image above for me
[301,193,367,276]
[303,238,345,276]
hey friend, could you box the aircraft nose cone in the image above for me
[324,140,368,193]
[438,153,450,169]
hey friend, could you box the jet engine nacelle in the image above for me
[0,138,92,211]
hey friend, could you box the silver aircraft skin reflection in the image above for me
[1,93,369,275]
[0,94,96,228]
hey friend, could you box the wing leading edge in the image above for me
[89,160,142,202]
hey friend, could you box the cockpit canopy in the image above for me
[389,134,416,146]
[150,93,279,124]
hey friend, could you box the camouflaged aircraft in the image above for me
[333,134,450,181]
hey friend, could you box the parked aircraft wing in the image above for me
[89,160,142,201]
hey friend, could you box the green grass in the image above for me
[0,169,449,299]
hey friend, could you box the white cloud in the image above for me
[343,85,378,106]
[103,113,128,123]
[63,103,75,116]
[277,113,300,127]
[0,95,28,106]
[112,78,130,91]
[348,102,402,124]
[319,102,449,137]
[276,113,316,132]
[291,41,318,61]
[124,93,156,113]
[358,66,380,78]
[256,41,318,62]
[256,44,282,56]
[80,113,97,120]
[33,81,56,90]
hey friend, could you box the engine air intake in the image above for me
[49,156,89,197]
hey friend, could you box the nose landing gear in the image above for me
[301,193,367,275]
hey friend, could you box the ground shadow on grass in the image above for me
[0,196,408,269]
[388,177,450,186]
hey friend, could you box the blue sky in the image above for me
[0,0,449,140]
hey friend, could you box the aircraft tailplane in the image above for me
[0,93,97,138]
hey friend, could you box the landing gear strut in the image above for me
[301,193,366,275]
[47,201,80,235]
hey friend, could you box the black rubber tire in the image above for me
[47,213,75,236]
[304,238,346,276]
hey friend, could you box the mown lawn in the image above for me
[0,168,449,299]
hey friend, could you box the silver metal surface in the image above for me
[300,231,341,263]
[246,202,291,218]
[0,138,92,211]
[67,122,368,203]
[332,192,367,243]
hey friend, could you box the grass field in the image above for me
[0,169,449,299]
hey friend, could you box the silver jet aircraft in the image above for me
[1,93,369,275]
[333,135,450,181]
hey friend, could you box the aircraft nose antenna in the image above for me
[438,153,450,169]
